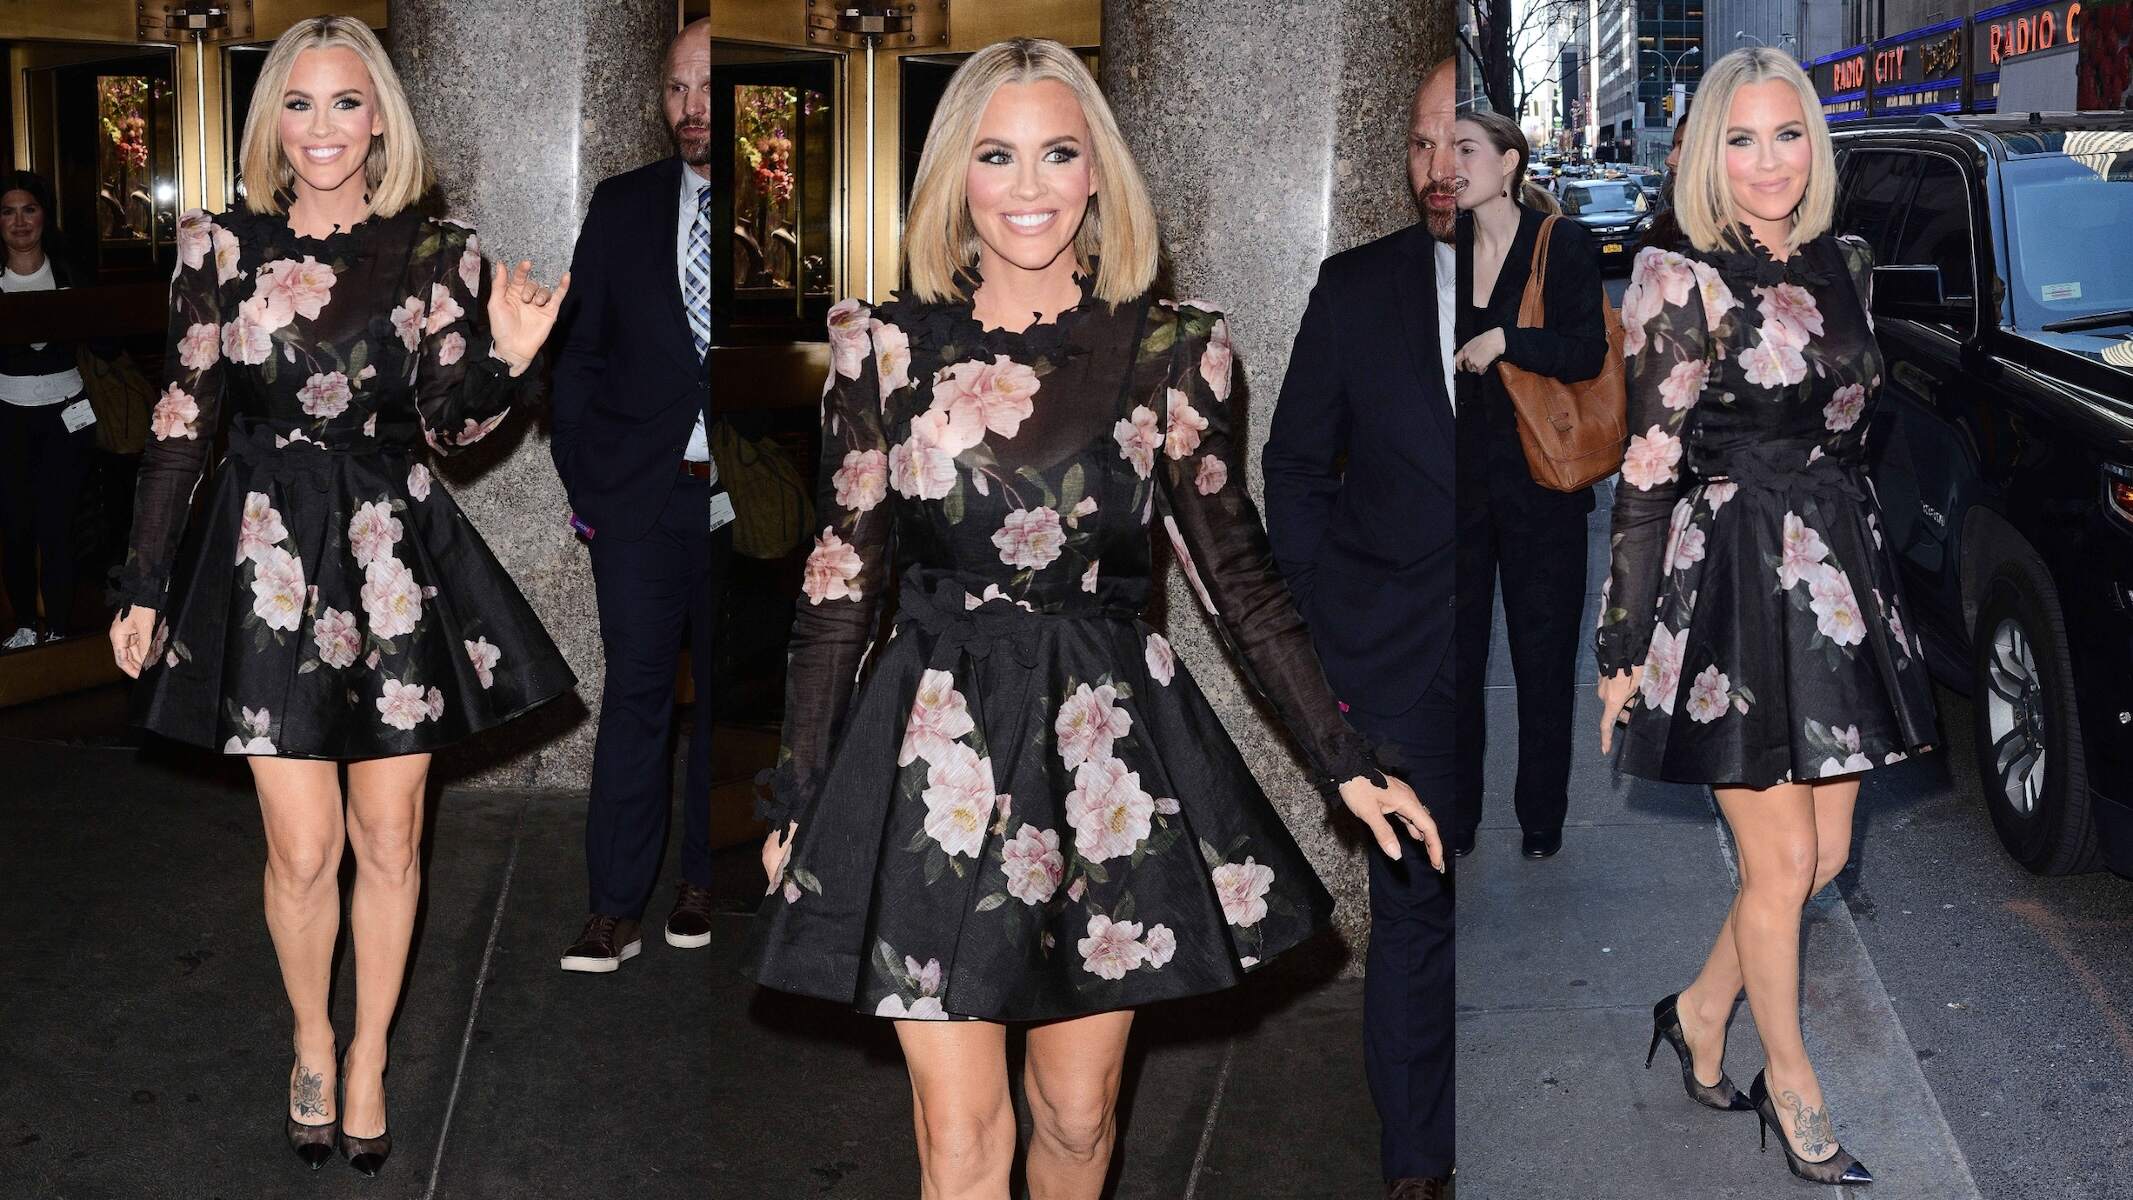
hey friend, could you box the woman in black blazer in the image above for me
[1450,110,1610,859]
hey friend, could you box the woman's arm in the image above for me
[1500,218,1610,384]
[410,222,558,456]
[1153,303,1382,798]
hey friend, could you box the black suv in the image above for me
[1557,178,1648,268]
[1829,112,2133,877]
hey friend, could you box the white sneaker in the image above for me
[2,627,35,649]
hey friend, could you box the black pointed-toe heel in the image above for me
[338,1127,392,1177]
[1645,993,1753,1111]
[285,1115,337,1169]
[1747,1070,1874,1186]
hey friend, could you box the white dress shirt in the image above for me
[681,164,714,477]
[1434,239,1457,412]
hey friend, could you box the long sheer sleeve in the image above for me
[409,221,529,455]
[116,209,234,612]
[763,299,896,828]
[1595,245,1711,675]
[1153,303,1383,800]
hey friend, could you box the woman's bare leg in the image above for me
[896,1020,1014,1200]
[339,753,430,1139]
[250,758,346,1124]
[1023,1011,1134,1199]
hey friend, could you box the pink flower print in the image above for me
[875,990,948,1020]
[376,678,431,730]
[801,528,865,604]
[1777,512,1830,590]
[1620,425,1682,492]
[921,744,995,858]
[1739,336,1807,390]
[363,412,378,438]
[208,227,241,285]
[458,247,482,296]
[1755,283,1824,350]
[437,331,466,367]
[1113,405,1161,479]
[1832,724,1863,756]
[1624,248,1697,328]
[963,584,1035,612]
[1081,560,1099,593]
[249,547,306,632]
[348,501,404,570]
[1000,825,1065,905]
[235,492,288,564]
[1659,359,1707,412]
[360,556,423,639]
[177,322,221,372]
[223,733,277,755]
[1638,623,1686,715]
[932,356,1041,446]
[1692,261,1740,324]
[312,607,361,669]
[221,298,275,364]
[406,463,432,502]
[833,448,889,513]
[1670,524,1707,571]
[390,295,425,352]
[1201,317,1235,401]
[1164,388,1208,460]
[456,411,509,448]
[1065,756,1154,863]
[464,636,502,688]
[151,385,201,441]
[1620,314,1648,358]
[1195,455,1229,496]
[240,705,272,739]
[1808,563,1866,646]
[826,298,871,380]
[992,506,1065,571]
[1069,495,1099,524]
[424,282,465,336]
[1143,923,1176,969]
[176,211,213,272]
[1210,857,1275,928]
[1705,480,1738,513]
[366,648,382,670]
[889,436,957,501]
[297,371,352,420]
[1144,632,1176,687]
[869,318,912,400]
[899,668,975,767]
[1163,515,1221,617]
[255,256,336,326]
[1079,915,1151,980]
[1824,383,1866,433]
[1685,665,1732,724]
[1066,876,1088,903]
[425,686,446,722]
[1055,682,1132,770]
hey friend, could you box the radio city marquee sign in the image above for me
[1975,1,2083,67]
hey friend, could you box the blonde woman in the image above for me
[107,16,574,1176]
[746,38,1441,1200]
[1596,48,1936,1185]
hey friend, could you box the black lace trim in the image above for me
[1704,225,1835,289]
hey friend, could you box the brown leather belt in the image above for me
[680,459,713,480]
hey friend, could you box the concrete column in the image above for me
[1101,0,1453,963]
[387,0,676,786]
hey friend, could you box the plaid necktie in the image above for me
[686,183,710,359]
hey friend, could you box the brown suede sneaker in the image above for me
[559,914,641,973]
[664,881,716,949]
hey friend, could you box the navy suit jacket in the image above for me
[550,156,711,543]
[1263,222,1457,716]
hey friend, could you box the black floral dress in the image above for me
[1595,230,1937,787]
[744,273,1382,1022]
[116,207,576,758]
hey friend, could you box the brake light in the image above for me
[2108,464,2133,525]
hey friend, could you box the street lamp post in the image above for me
[1638,44,1699,165]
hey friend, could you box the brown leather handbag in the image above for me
[1495,214,1628,492]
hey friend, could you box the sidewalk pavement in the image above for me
[1453,495,1984,1199]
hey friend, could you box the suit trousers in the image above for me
[1453,485,1589,839]
[1344,662,1457,1180]
[585,472,731,918]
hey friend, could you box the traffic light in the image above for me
[1664,93,1675,116]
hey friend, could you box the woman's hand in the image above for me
[1596,667,1643,754]
[109,606,156,678]
[760,820,798,889]
[486,259,572,370]
[1338,774,1446,871]
[1454,327,1507,374]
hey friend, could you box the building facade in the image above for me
[1803,0,2116,123]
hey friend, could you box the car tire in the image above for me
[1971,560,2099,875]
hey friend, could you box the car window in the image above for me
[1564,182,1638,213]
[1886,155,1975,302]
[2002,153,2133,328]
[1836,150,1918,262]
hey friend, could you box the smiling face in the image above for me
[277,47,383,197]
[964,79,1096,278]
[1410,61,1458,240]
[1,189,43,258]
[1722,78,1811,232]
[667,21,710,169]
[1453,118,1520,212]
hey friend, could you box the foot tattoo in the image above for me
[1779,1089,1836,1160]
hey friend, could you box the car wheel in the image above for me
[1971,561,2099,874]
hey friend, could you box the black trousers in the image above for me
[1453,486,1589,839]
[0,397,93,636]
[1344,663,1457,1181]
[585,472,731,919]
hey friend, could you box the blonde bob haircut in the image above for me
[238,16,432,217]
[904,38,1158,305]
[1673,47,1835,257]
